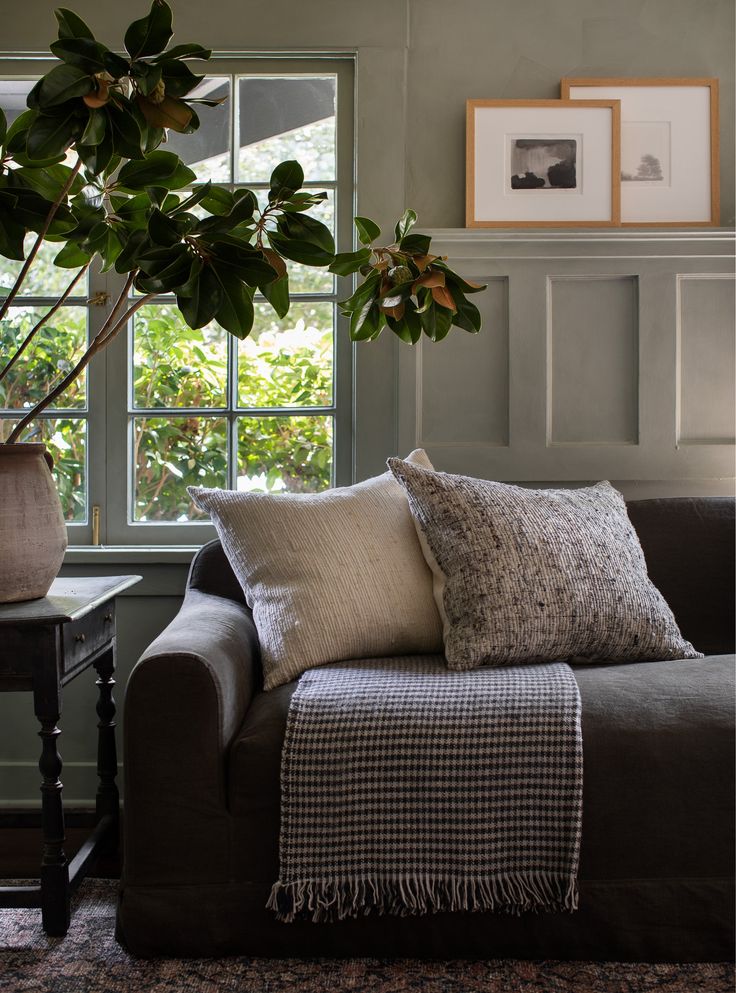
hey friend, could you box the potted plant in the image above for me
[0,0,485,603]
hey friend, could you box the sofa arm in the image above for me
[123,588,259,886]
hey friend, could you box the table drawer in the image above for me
[62,604,115,675]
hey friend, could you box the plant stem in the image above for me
[7,282,152,444]
[0,158,83,324]
[0,260,91,384]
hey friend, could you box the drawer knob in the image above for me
[75,633,86,643]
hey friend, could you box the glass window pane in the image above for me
[238,302,333,408]
[163,77,231,182]
[133,416,227,521]
[0,417,86,522]
[237,415,332,493]
[238,76,336,183]
[0,306,86,409]
[133,304,227,409]
[0,238,89,296]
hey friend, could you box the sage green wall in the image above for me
[1,0,733,806]
[6,0,735,225]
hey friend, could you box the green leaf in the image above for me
[171,183,211,214]
[133,62,163,96]
[261,272,290,319]
[176,264,222,329]
[448,284,482,333]
[329,247,372,276]
[0,208,26,259]
[55,8,95,41]
[350,299,381,341]
[3,109,34,152]
[420,302,453,342]
[152,44,212,62]
[280,190,327,213]
[103,50,131,79]
[211,266,255,338]
[197,185,233,216]
[80,107,107,146]
[99,227,124,272]
[114,228,149,272]
[14,163,84,201]
[77,128,115,175]
[354,216,381,246]
[37,64,94,109]
[117,150,194,191]
[54,241,92,268]
[0,108,6,146]
[399,232,431,255]
[338,269,381,311]
[388,300,422,344]
[267,231,332,268]
[208,242,277,285]
[275,212,335,257]
[148,208,183,247]
[268,159,304,202]
[108,104,144,160]
[378,279,414,309]
[158,60,204,98]
[394,208,417,242]
[26,109,80,159]
[49,38,109,73]
[124,0,174,59]
[437,263,487,294]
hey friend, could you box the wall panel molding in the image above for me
[399,229,735,497]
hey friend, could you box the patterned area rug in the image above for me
[0,880,733,993]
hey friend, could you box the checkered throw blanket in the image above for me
[267,657,583,923]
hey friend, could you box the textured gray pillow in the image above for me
[387,459,702,669]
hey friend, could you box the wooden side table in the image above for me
[0,575,140,935]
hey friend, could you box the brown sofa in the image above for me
[117,497,735,960]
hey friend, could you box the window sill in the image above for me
[64,545,199,565]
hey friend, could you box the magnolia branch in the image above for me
[7,276,151,444]
[0,261,91,384]
[0,158,83,324]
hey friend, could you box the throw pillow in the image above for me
[189,451,443,690]
[387,458,702,669]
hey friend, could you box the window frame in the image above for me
[0,54,356,547]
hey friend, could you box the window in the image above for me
[0,57,354,545]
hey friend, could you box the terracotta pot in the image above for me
[0,443,67,603]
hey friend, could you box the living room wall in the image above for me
[5,0,735,228]
[0,0,733,805]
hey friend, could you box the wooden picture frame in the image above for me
[466,99,621,228]
[561,78,719,226]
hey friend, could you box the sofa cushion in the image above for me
[388,459,701,670]
[188,450,443,690]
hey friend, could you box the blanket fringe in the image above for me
[267,872,579,924]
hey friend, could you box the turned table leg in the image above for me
[33,678,70,936]
[93,645,119,854]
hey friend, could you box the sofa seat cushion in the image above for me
[228,654,735,885]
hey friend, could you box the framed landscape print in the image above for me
[466,99,621,227]
[561,78,719,226]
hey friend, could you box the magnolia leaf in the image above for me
[152,44,212,61]
[420,302,453,342]
[177,264,222,329]
[412,269,445,293]
[26,109,81,160]
[262,248,287,279]
[399,232,431,255]
[354,215,381,246]
[211,265,255,338]
[269,159,304,202]
[80,107,107,145]
[394,208,417,242]
[431,283,457,312]
[350,298,381,341]
[49,38,109,73]
[137,94,193,132]
[124,0,174,59]
[329,247,372,276]
[55,8,95,41]
[261,272,290,319]
[36,64,94,109]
